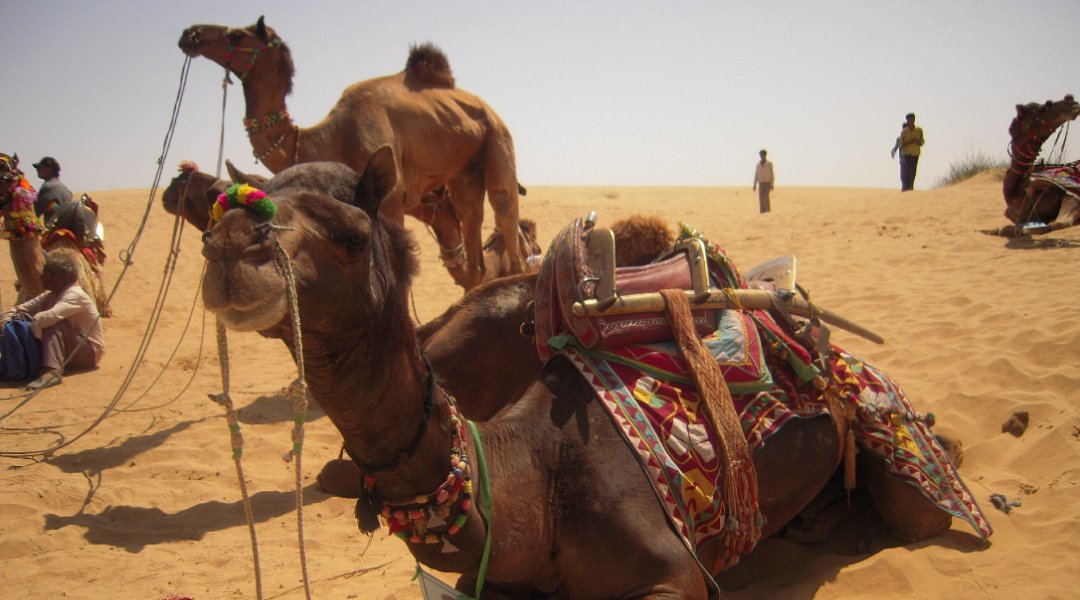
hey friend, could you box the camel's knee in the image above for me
[863,456,952,542]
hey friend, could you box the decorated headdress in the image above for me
[212,183,276,222]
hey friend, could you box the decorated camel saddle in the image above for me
[534,215,991,564]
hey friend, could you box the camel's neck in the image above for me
[1003,138,1038,204]
[297,306,454,498]
[240,78,301,173]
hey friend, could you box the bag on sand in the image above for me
[0,319,42,381]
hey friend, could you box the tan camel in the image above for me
[179,17,525,289]
[997,94,1080,236]
[1,153,110,316]
[202,153,976,597]
[167,161,540,290]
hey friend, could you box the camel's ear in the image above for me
[226,159,267,189]
[1016,104,1026,117]
[255,16,268,39]
[11,153,18,166]
[354,145,398,218]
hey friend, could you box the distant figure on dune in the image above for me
[892,113,925,191]
[753,149,774,213]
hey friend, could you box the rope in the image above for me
[213,318,264,599]
[216,67,230,179]
[274,241,313,600]
[0,56,196,455]
[660,288,761,570]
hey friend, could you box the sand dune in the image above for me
[1,172,1077,598]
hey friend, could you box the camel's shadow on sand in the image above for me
[1004,235,1080,250]
[719,487,990,598]
[43,483,332,552]
[235,391,327,425]
[47,419,205,475]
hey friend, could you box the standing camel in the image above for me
[179,17,525,289]
[999,94,1080,235]
[164,161,540,288]
[202,152,985,597]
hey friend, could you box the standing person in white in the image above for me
[753,149,775,213]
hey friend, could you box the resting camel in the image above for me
[1,153,110,315]
[202,152,983,597]
[997,94,1080,236]
[179,17,525,289]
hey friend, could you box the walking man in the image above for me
[753,149,775,213]
[891,114,925,191]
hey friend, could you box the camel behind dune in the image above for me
[998,94,1080,235]
[179,17,525,289]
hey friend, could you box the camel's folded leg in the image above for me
[862,455,952,542]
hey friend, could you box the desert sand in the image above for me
[1,172,1078,599]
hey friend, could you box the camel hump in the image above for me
[405,42,455,88]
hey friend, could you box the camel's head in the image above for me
[1008,95,1080,156]
[179,16,294,90]
[201,146,418,338]
[1,152,22,189]
[161,162,227,231]
[1,152,30,212]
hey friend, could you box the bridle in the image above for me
[220,28,283,82]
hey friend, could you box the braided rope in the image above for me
[213,318,264,599]
[274,241,313,600]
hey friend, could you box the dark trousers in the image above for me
[757,183,772,213]
[40,321,97,374]
[900,154,920,191]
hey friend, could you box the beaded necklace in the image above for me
[244,109,291,134]
[366,393,475,547]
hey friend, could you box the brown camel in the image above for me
[179,17,525,289]
[161,161,229,230]
[1,153,110,316]
[202,152,967,597]
[610,214,675,267]
[998,94,1080,236]
[169,161,540,291]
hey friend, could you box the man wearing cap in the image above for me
[32,156,73,217]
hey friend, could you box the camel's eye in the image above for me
[330,230,367,254]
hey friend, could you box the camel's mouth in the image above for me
[212,294,288,333]
[178,28,204,57]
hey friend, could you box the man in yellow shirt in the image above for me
[891,113,925,191]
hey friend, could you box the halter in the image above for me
[223,30,282,81]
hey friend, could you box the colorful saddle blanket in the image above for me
[552,225,992,566]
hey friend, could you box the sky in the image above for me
[2,1,1078,192]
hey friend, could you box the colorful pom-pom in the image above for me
[212,183,276,222]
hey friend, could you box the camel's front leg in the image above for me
[448,175,487,289]
[489,187,525,276]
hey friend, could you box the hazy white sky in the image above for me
[2,1,1078,192]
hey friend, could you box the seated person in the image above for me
[0,253,104,390]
